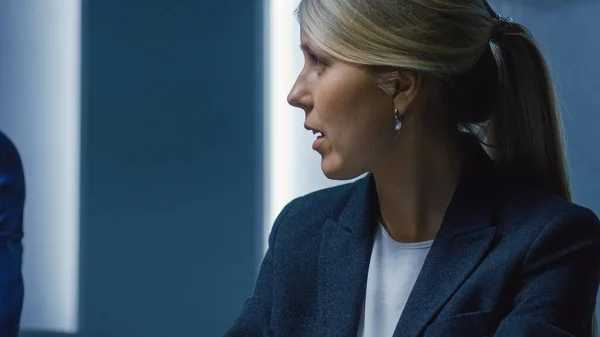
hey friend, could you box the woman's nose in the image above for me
[287,75,310,111]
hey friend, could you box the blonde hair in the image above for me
[296,0,571,201]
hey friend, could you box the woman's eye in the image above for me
[308,52,326,66]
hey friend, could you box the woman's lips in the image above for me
[312,134,324,151]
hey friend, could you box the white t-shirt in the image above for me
[357,223,433,337]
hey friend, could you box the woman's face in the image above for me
[287,31,398,180]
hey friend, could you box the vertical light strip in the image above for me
[57,0,81,330]
[33,0,81,331]
[264,0,301,253]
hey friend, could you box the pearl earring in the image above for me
[394,108,402,131]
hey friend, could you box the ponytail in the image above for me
[485,21,571,201]
[487,20,598,335]
[466,16,595,333]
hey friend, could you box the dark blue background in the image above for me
[79,1,264,336]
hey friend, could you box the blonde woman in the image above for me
[227,0,600,336]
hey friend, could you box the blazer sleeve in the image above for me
[0,134,25,337]
[224,199,297,337]
[495,205,600,337]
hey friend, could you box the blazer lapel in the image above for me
[393,137,502,337]
[317,175,379,337]
[392,228,496,337]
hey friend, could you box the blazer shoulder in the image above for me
[272,178,361,238]
[497,186,600,242]
[286,178,358,219]
[0,132,25,235]
[0,131,24,172]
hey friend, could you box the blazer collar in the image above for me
[316,172,379,336]
[317,133,502,337]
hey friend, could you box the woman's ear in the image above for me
[392,71,422,114]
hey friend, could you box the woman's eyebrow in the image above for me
[299,43,311,52]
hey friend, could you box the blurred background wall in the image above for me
[0,0,598,336]
[78,1,264,336]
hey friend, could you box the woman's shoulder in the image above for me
[269,177,365,244]
[496,185,600,247]
[279,178,360,223]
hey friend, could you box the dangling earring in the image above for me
[394,108,402,131]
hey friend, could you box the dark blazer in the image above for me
[0,132,25,337]
[226,135,600,337]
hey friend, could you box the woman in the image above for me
[227,0,600,336]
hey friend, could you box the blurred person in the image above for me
[227,0,600,336]
[0,131,25,337]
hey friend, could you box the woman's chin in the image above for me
[320,156,362,181]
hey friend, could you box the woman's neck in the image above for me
[371,131,466,243]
